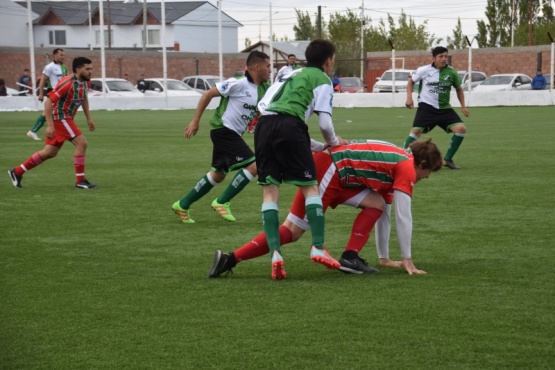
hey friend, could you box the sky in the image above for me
[212,0,492,50]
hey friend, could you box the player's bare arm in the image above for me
[456,87,470,117]
[405,79,415,108]
[184,87,221,139]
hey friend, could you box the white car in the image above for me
[182,75,220,94]
[458,71,487,91]
[473,73,532,92]
[372,69,414,93]
[143,78,201,97]
[89,78,144,97]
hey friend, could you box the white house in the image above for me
[0,0,39,47]
[8,1,242,53]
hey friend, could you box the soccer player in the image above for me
[208,139,443,279]
[254,39,347,278]
[403,46,469,170]
[275,54,301,82]
[27,48,68,141]
[171,51,271,223]
[9,57,97,190]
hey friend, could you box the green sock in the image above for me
[262,202,280,254]
[179,173,216,209]
[305,196,325,249]
[403,133,418,148]
[31,115,46,133]
[445,133,465,161]
[217,168,253,204]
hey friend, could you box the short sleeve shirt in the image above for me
[47,75,89,120]
[210,76,270,135]
[43,62,68,89]
[258,67,333,122]
[411,64,461,109]
[328,140,416,204]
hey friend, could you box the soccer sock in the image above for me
[31,114,46,133]
[234,226,293,262]
[262,202,280,254]
[15,152,44,176]
[305,195,325,249]
[444,133,465,161]
[403,133,418,148]
[179,172,217,209]
[74,155,86,183]
[343,208,383,254]
[217,168,254,204]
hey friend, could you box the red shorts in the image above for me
[286,152,370,230]
[45,118,82,148]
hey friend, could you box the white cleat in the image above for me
[26,131,41,141]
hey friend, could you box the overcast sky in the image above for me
[213,0,491,50]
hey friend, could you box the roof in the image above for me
[242,40,311,61]
[15,1,241,26]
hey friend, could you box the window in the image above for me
[95,30,114,46]
[184,78,195,88]
[472,73,486,82]
[143,29,160,45]
[48,30,66,45]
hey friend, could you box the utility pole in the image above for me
[142,0,147,51]
[360,0,364,79]
[107,0,111,49]
[510,0,515,47]
[529,0,533,46]
[317,6,322,39]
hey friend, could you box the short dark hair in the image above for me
[53,48,64,55]
[432,46,448,57]
[72,57,92,73]
[409,139,443,171]
[305,39,335,67]
[246,50,269,67]
[288,54,296,58]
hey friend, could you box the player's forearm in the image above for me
[318,112,338,146]
[375,203,392,259]
[394,190,413,259]
[456,88,466,109]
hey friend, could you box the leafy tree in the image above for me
[328,10,367,76]
[386,10,435,50]
[293,9,314,41]
[446,18,466,49]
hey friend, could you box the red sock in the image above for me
[74,155,85,183]
[344,208,383,253]
[234,225,293,262]
[15,152,44,176]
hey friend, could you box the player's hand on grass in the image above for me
[184,121,199,139]
[402,258,427,275]
[379,258,403,268]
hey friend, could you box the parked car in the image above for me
[142,78,201,97]
[473,73,532,92]
[458,71,487,90]
[89,78,144,97]
[372,69,414,93]
[338,77,366,93]
[182,75,220,94]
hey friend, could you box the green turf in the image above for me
[1,107,553,369]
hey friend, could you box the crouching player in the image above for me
[208,139,443,279]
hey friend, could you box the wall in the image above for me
[0,47,248,88]
[365,45,554,91]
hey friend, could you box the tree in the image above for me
[293,9,314,41]
[328,10,368,77]
[386,10,435,51]
[446,18,466,49]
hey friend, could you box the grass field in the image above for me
[1,106,554,369]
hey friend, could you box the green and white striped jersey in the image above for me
[412,64,461,109]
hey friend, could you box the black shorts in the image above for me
[412,102,463,133]
[254,114,317,186]
[210,127,255,174]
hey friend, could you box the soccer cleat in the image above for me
[444,160,461,170]
[75,178,97,189]
[26,131,41,141]
[271,250,286,280]
[310,245,341,270]
[339,256,380,275]
[172,201,195,223]
[208,250,236,278]
[8,169,23,188]
[211,198,236,222]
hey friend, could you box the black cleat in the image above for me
[444,160,461,170]
[76,178,97,189]
[8,169,23,188]
[339,256,380,275]
[208,250,236,278]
